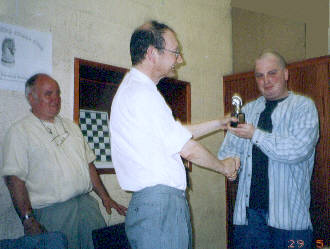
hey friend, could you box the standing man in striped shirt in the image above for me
[218,50,319,249]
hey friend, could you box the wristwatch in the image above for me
[21,212,35,224]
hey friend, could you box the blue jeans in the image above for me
[125,184,192,249]
[0,232,67,249]
[233,208,312,249]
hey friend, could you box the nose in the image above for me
[264,75,273,85]
[176,53,183,64]
[52,94,61,104]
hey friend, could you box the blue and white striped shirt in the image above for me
[218,92,319,230]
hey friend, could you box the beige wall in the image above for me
[0,0,232,248]
[232,0,329,59]
[232,8,306,73]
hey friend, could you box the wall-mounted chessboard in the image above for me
[79,109,113,168]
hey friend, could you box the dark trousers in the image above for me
[0,232,67,249]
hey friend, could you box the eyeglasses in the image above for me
[51,131,69,146]
[158,47,182,59]
[39,117,70,146]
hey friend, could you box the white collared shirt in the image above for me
[110,68,192,191]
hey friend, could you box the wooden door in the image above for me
[223,56,329,248]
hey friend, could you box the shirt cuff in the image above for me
[251,128,264,146]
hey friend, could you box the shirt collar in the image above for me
[29,111,60,125]
[260,91,292,104]
[130,67,157,91]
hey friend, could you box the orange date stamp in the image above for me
[288,240,305,248]
[288,239,324,248]
[315,239,324,249]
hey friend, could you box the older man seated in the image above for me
[1,73,127,249]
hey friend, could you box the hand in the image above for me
[219,116,238,130]
[23,217,47,235]
[221,157,240,181]
[102,197,127,216]
[228,123,255,139]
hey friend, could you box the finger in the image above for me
[230,116,238,122]
[106,207,112,214]
[229,170,237,179]
[227,170,236,179]
[117,207,127,216]
[234,157,240,171]
[227,176,236,181]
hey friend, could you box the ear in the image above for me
[146,46,157,64]
[284,68,289,81]
[28,92,36,106]
[28,92,33,103]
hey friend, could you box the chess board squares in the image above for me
[79,109,111,163]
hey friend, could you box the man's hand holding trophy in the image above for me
[230,94,245,127]
[228,94,256,140]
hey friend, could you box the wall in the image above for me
[0,0,232,248]
[231,0,329,59]
[232,8,306,73]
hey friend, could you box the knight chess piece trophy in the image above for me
[231,94,245,127]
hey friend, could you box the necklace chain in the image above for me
[39,119,54,136]
[38,116,69,146]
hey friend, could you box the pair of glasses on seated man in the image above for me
[38,117,69,146]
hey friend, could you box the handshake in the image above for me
[181,116,241,181]
[218,157,240,181]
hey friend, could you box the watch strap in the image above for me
[21,212,35,224]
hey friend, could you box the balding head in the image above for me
[255,49,287,70]
[130,20,174,65]
[26,74,61,122]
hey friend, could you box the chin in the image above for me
[167,70,176,78]
[50,110,60,117]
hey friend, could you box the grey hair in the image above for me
[25,73,46,100]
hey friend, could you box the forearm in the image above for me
[88,163,127,215]
[252,98,319,163]
[252,127,318,163]
[180,140,226,174]
[88,163,110,201]
[4,175,46,235]
[5,175,33,218]
[185,120,224,139]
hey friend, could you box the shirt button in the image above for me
[246,195,249,198]
[248,174,251,177]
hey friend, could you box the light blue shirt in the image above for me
[218,92,319,230]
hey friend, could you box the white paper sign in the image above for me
[0,22,52,92]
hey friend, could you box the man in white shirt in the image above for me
[110,20,240,249]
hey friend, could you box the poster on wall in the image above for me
[0,22,52,92]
